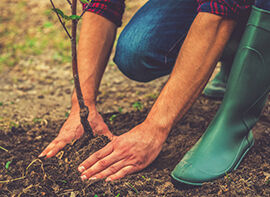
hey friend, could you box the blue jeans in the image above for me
[113,0,249,82]
[114,0,197,82]
[256,0,270,11]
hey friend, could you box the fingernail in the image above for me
[47,150,53,157]
[78,166,85,172]
[89,177,97,181]
[105,177,112,182]
[38,153,45,158]
[81,175,87,181]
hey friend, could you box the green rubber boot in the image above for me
[203,11,250,99]
[171,6,270,186]
[202,61,231,99]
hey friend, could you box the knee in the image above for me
[114,28,154,82]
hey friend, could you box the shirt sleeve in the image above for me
[196,0,254,18]
[82,0,125,27]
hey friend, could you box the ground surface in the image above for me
[1,0,270,196]
[1,97,270,196]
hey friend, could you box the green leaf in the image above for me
[115,194,120,197]
[68,15,81,20]
[80,0,89,4]
[109,114,117,122]
[5,161,12,169]
[52,8,65,18]
[132,101,143,111]
[127,182,139,194]
[43,22,53,28]
[33,118,43,123]
[52,8,70,20]
[65,112,70,118]
[118,107,123,113]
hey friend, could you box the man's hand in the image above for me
[39,107,113,158]
[78,122,168,181]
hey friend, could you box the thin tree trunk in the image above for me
[71,0,93,138]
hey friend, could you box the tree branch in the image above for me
[80,0,93,18]
[66,0,72,5]
[50,0,72,39]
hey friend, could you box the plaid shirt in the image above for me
[82,0,254,27]
[82,0,125,27]
[197,0,254,18]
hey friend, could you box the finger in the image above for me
[103,129,114,140]
[93,123,114,140]
[39,140,58,157]
[81,151,124,179]
[46,141,67,158]
[78,143,114,173]
[100,124,114,139]
[89,159,127,180]
[106,165,136,181]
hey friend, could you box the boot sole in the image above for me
[171,132,255,186]
[203,88,225,99]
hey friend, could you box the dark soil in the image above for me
[1,96,270,197]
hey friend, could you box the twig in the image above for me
[66,0,72,5]
[80,0,93,18]
[71,0,94,138]
[0,176,26,184]
[0,145,8,152]
[0,159,45,184]
[50,0,72,39]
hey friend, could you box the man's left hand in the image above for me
[78,122,167,181]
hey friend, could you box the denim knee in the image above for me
[113,0,197,82]
[114,30,159,82]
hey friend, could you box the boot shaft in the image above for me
[220,6,270,128]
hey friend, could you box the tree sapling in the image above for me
[49,0,94,137]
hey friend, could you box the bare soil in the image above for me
[1,97,270,196]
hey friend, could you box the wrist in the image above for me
[141,119,171,143]
[145,112,173,131]
[70,100,97,114]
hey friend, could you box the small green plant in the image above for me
[109,114,117,123]
[132,101,143,111]
[33,118,43,123]
[145,93,158,100]
[118,107,123,113]
[5,161,12,170]
[9,121,19,129]
[0,159,45,184]
[58,179,68,183]
[65,112,70,118]
[225,172,232,184]
[0,102,3,106]
[127,182,139,195]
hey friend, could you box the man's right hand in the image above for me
[39,107,113,158]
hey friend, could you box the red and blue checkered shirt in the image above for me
[198,0,254,17]
[82,0,254,27]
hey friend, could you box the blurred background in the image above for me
[0,0,170,128]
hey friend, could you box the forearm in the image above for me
[71,12,117,112]
[145,13,236,139]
